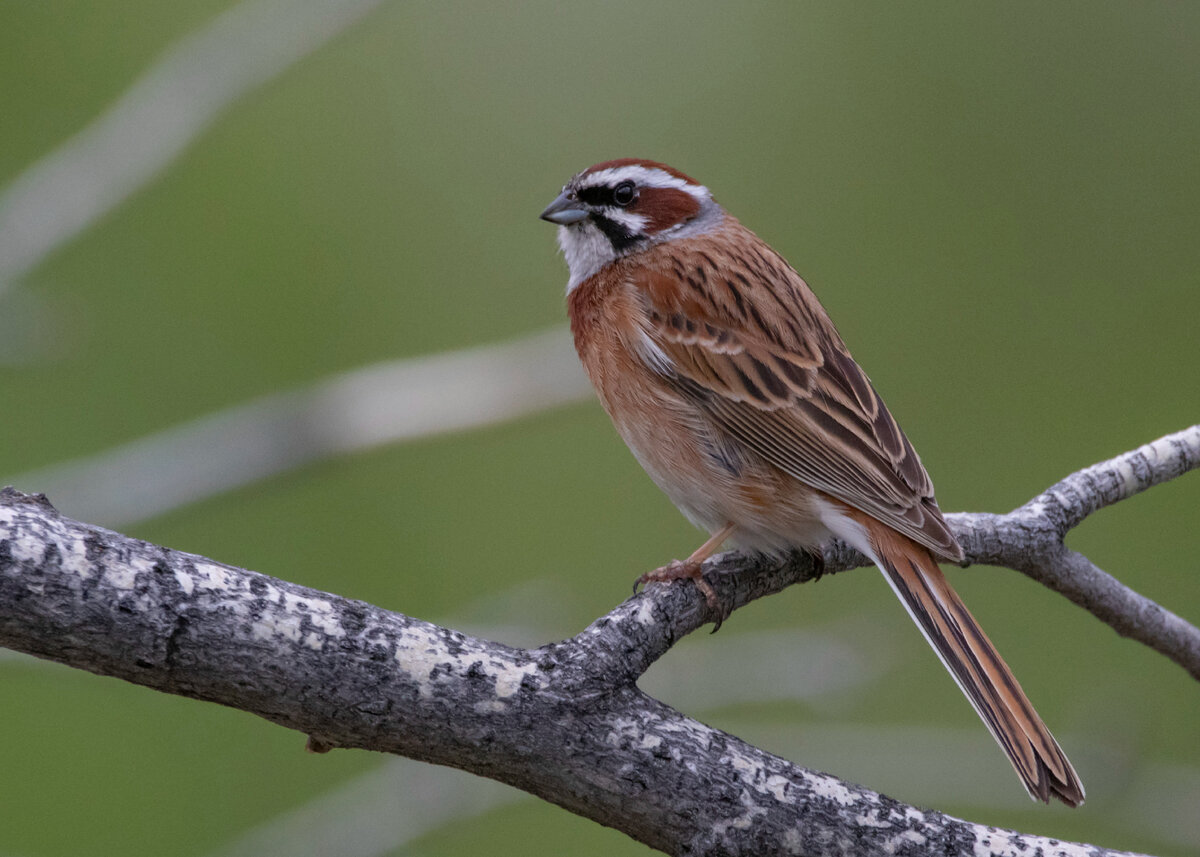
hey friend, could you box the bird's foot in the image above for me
[635,559,731,631]
[635,558,717,604]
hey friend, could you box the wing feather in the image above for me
[631,237,963,561]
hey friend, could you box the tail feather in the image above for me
[857,515,1084,806]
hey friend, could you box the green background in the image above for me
[2,2,1198,855]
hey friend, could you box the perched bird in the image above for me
[540,158,1084,806]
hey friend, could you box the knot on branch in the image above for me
[0,485,56,511]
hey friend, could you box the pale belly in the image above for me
[605,383,833,557]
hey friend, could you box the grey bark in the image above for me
[2,425,1197,857]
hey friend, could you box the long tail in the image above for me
[854,514,1084,805]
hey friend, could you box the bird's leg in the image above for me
[635,523,736,612]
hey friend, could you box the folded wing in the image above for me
[631,260,963,562]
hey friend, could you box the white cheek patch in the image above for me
[599,207,648,233]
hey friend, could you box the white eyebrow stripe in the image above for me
[579,165,710,199]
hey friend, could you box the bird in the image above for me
[539,158,1084,806]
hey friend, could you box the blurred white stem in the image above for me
[207,758,521,857]
[5,328,590,527]
[0,0,383,297]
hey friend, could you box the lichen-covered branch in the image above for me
[2,424,1196,856]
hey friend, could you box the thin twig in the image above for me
[944,425,1200,679]
[4,329,589,527]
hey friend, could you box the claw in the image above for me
[632,524,737,630]
[809,549,826,582]
[634,558,730,631]
[306,735,333,754]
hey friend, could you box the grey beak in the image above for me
[539,190,588,225]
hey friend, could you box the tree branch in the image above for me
[948,424,1200,680]
[2,426,1196,856]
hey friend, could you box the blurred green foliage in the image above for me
[2,2,1198,855]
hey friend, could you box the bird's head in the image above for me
[541,159,722,290]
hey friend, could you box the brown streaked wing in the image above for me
[631,256,964,562]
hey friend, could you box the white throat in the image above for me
[557,221,617,292]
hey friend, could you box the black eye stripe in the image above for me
[575,181,638,208]
[575,186,610,206]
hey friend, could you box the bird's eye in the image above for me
[612,181,636,207]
